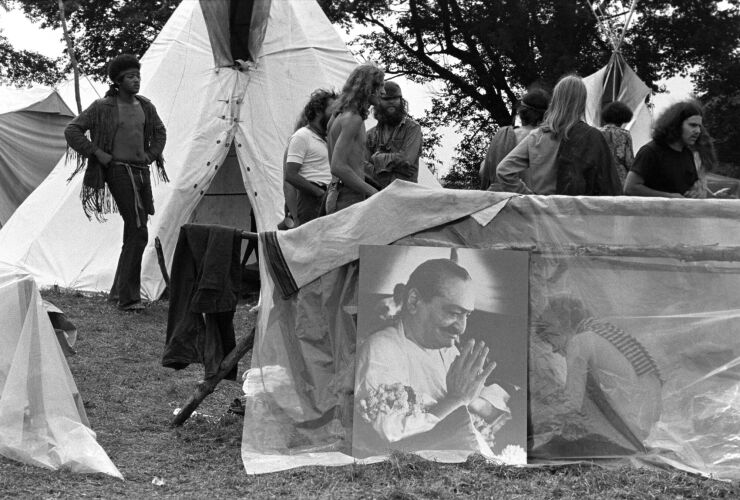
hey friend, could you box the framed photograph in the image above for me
[352,245,529,464]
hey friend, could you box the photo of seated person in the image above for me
[353,247,529,464]
[532,294,663,456]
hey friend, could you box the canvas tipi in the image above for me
[0,0,361,299]
[0,85,74,227]
[582,0,652,151]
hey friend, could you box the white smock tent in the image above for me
[0,0,410,300]
[0,85,74,227]
[582,0,652,151]
[0,262,122,477]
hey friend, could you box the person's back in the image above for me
[494,75,620,196]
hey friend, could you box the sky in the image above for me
[0,6,694,176]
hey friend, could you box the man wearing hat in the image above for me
[365,81,423,189]
[65,54,167,311]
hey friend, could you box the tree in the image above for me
[319,0,740,187]
[10,0,178,80]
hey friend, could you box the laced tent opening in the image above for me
[189,143,257,265]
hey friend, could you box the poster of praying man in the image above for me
[352,245,529,464]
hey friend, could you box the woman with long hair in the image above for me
[479,88,549,189]
[495,74,621,195]
[624,100,723,198]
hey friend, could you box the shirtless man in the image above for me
[325,63,385,213]
[65,54,167,311]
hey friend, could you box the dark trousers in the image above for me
[296,183,326,225]
[107,165,149,307]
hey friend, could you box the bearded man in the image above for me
[284,89,337,225]
[365,81,423,189]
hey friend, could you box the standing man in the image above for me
[65,54,167,311]
[325,63,385,214]
[284,89,337,225]
[365,81,423,189]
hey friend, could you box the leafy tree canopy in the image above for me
[319,0,740,187]
[4,0,738,184]
[9,0,177,80]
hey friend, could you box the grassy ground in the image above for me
[1,291,738,499]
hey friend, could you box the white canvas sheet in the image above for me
[0,263,121,477]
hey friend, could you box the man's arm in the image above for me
[331,114,378,196]
[370,122,422,181]
[495,135,535,194]
[285,162,325,197]
[624,171,683,198]
[64,101,112,166]
[146,105,167,162]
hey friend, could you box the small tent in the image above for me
[0,262,121,477]
[0,0,361,298]
[0,85,74,227]
[582,0,652,151]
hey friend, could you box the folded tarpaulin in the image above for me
[0,263,122,478]
[261,181,508,297]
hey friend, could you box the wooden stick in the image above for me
[170,327,256,427]
[154,236,170,287]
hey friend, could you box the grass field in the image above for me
[0,291,738,499]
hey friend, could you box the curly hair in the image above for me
[332,63,385,120]
[652,100,703,147]
[541,74,587,140]
[601,101,633,127]
[302,88,338,123]
[695,126,718,172]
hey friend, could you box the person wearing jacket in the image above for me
[65,54,167,311]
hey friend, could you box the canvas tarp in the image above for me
[0,263,121,477]
[243,183,740,480]
[0,85,74,226]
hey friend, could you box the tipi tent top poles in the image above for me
[585,0,639,53]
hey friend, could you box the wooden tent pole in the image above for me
[171,327,256,427]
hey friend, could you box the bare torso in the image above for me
[111,97,147,163]
[327,110,377,197]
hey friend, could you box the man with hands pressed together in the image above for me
[355,259,510,455]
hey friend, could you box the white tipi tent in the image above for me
[582,0,652,151]
[0,85,74,227]
[0,0,363,299]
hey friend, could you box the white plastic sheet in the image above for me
[0,263,121,478]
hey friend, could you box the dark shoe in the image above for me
[118,301,145,311]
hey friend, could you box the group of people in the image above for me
[63,53,726,315]
[283,64,423,227]
[480,74,724,200]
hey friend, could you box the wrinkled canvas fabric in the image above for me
[0,263,121,478]
[244,188,740,481]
